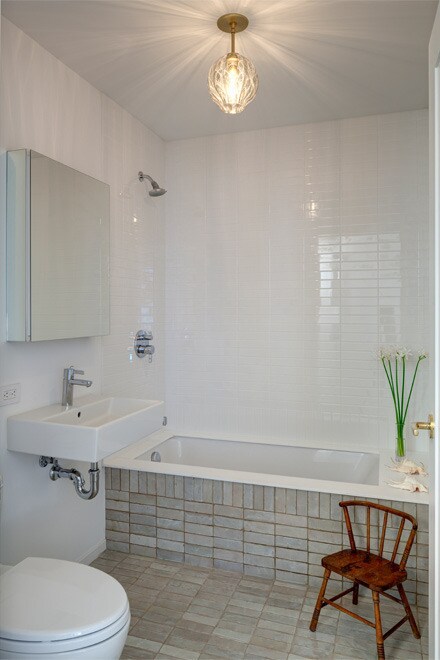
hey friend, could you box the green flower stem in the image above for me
[380,349,426,458]
[382,359,398,413]
[395,357,401,419]
[401,357,406,425]
[402,356,425,425]
[396,421,405,457]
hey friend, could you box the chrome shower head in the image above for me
[138,171,167,197]
[149,186,167,197]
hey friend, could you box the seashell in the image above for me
[387,475,428,493]
[387,458,428,476]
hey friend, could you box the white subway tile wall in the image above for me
[0,18,165,563]
[0,16,430,567]
[165,111,429,452]
[100,96,166,402]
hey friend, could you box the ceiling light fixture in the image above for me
[208,13,258,115]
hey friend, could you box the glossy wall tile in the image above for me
[0,18,165,564]
[165,111,429,452]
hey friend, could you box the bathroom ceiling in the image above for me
[2,0,438,141]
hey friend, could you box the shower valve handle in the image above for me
[134,329,154,359]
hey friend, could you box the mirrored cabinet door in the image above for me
[7,150,110,341]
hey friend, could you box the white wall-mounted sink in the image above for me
[7,395,165,462]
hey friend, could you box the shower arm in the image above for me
[139,171,159,188]
[138,170,166,196]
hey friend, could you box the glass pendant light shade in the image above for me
[208,14,258,115]
[208,52,258,114]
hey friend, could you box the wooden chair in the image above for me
[309,500,420,659]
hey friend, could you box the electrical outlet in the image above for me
[0,383,21,406]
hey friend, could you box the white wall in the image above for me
[165,111,429,453]
[0,13,430,566]
[428,2,440,652]
[0,18,165,565]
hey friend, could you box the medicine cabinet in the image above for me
[7,150,110,341]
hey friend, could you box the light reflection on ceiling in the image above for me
[1,0,438,140]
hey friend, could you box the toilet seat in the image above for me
[0,557,130,654]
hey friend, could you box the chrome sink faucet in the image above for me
[62,366,92,407]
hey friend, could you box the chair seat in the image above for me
[322,549,407,591]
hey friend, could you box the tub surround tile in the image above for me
[106,471,428,605]
[166,112,428,458]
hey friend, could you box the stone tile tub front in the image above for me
[104,465,429,607]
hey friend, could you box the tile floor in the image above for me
[92,550,429,660]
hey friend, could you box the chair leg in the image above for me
[310,568,331,632]
[352,581,359,605]
[397,584,421,639]
[372,591,385,660]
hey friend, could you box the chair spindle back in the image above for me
[340,500,417,569]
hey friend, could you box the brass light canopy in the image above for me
[216,13,249,34]
[208,13,258,115]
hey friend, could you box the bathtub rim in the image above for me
[104,428,429,505]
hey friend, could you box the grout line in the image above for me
[104,553,427,660]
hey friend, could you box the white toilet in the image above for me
[0,480,130,658]
[0,557,130,659]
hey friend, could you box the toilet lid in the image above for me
[0,557,129,643]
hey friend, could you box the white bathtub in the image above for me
[104,429,430,503]
[136,436,379,486]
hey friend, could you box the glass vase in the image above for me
[395,421,406,459]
